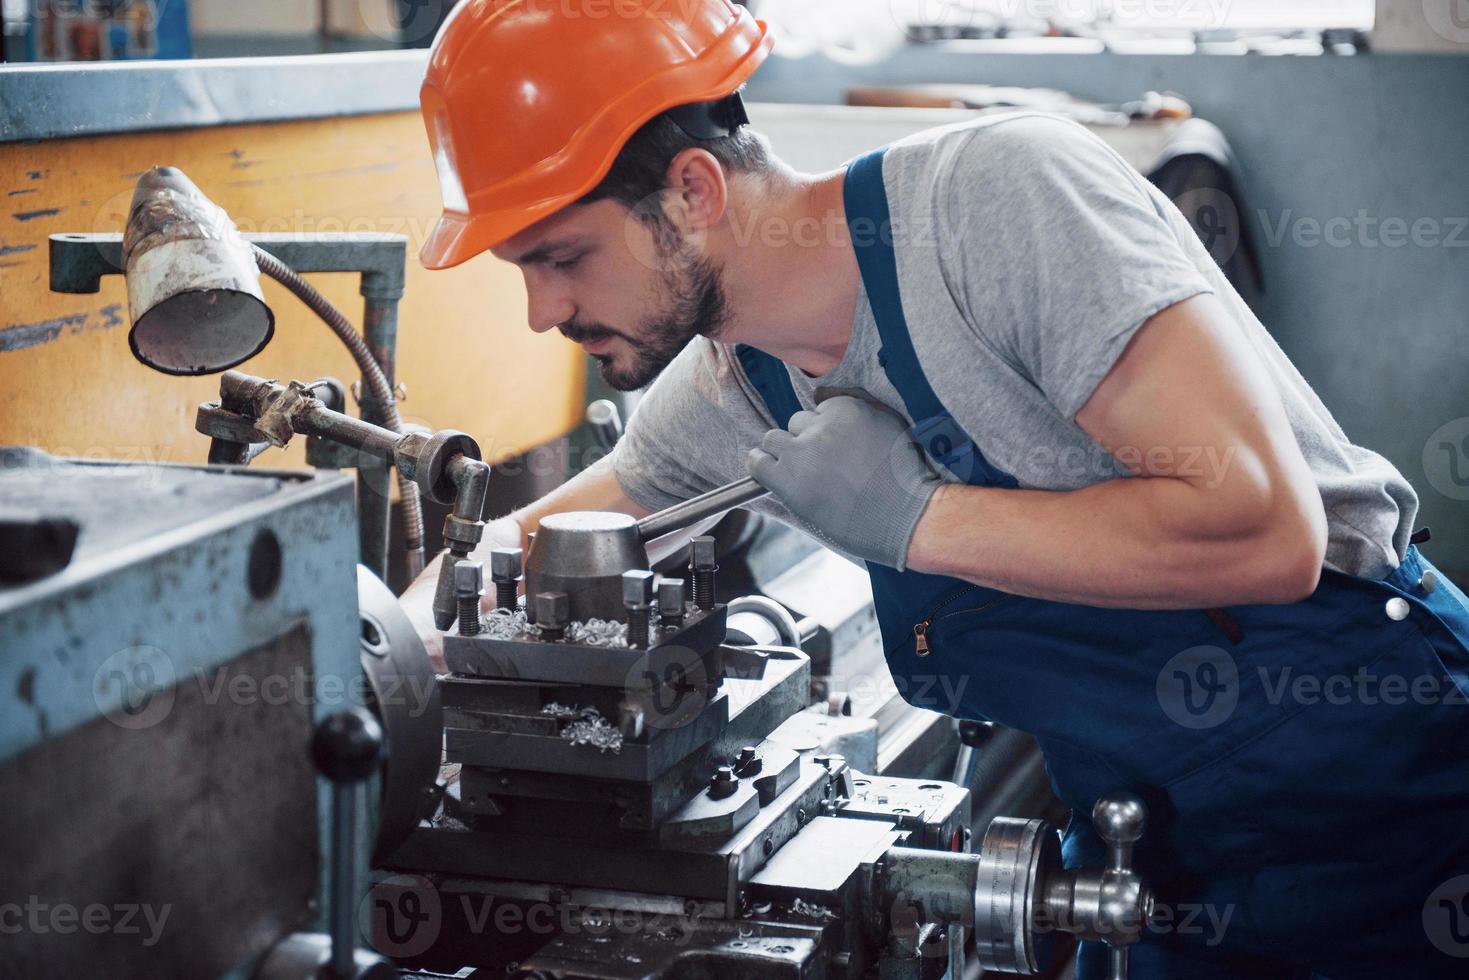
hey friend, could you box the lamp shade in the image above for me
[122,167,275,375]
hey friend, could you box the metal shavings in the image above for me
[541,703,624,753]
[566,617,629,647]
[541,702,592,721]
[790,899,837,922]
[479,608,628,647]
[559,708,624,754]
[482,607,533,639]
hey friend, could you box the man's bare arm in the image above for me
[906,293,1328,609]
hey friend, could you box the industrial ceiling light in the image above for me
[122,166,275,375]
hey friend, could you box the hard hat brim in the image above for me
[419,205,553,271]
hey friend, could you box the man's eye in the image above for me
[551,255,581,271]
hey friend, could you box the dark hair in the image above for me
[579,108,771,224]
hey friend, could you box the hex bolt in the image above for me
[735,744,762,777]
[658,576,687,628]
[490,547,523,611]
[623,570,655,648]
[454,560,484,636]
[709,765,738,799]
[618,699,645,740]
[690,536,717,611]
[535,591,570,641]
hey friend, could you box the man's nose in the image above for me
[525,283,575,335]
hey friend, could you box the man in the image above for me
[404,2,1469,975]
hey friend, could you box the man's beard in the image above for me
[562,233,730,392]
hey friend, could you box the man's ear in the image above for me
[663,147,728,234]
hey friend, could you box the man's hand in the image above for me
[746,396,946,569]
[401,516,524,672]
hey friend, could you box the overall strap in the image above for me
[735,343,801,429]
[736,147,1016,489]
[843,148,1018,488]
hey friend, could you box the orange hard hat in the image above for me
[418,0,773,270]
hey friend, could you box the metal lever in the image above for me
[1089,793,1151,980]
[634,476,769,542]
[1043,792,1151,979]
[310,709,385,980]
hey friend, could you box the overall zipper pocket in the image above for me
[912,589,1016,656]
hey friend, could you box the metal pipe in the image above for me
[635,477,768,542]
[291,402,401,461]
[448,455,491,520]
[250,245,422,582]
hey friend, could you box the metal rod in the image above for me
[330,782,355,980]
[635,477,768,542]
[1110,945,1128,980]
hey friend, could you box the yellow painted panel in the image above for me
[0,111,582,470]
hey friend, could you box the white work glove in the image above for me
[746,396,947,570]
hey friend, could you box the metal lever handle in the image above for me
[1088,792,1151,980]
[634,476,769,542]
[311,709,385,980]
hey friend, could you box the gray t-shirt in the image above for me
[615,112,1417,580]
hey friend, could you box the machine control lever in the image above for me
[634,477,769,542]
[310,709,385,980]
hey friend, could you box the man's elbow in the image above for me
[1258,538,1325,603]
[1208,462,1327,604]
[1247,497,1328,604]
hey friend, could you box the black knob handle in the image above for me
[311,708,384,784]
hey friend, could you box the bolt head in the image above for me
[708,764,738,799]
[658,577,686,614]
[622,569,655,607]
[535,591,570,628]
[454,559,484,596]
[618,701,645,739]
[490,547,523,583]
[691,536,716,570]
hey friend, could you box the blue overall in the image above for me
[738,148,1469,977]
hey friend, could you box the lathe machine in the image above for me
[0,170,1152,979]
[1,371,1153,980]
